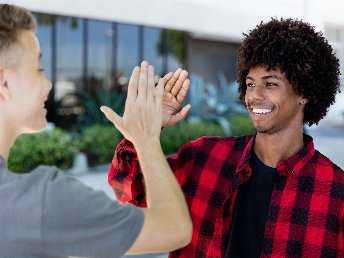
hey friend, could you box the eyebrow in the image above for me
[246,75,281,81]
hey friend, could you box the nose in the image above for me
[46,79,52,93]
[247,84,265,101]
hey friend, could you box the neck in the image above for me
[254,126,304,168]
[0,122,18,161]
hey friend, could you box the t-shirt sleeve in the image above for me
[40,168,144,258]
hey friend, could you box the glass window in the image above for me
[35,13,53,81]
[143,27,163,76]
[117,24,139,86]
[167,29,187,72]
[87,20,114,90]
[55,16,84,129]
[56,16,83,95]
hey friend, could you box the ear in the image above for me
[299,96,309,105]
[0,66,11,101]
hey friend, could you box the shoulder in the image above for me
[0,165,61,195]
[313,151,343,173]
[313,150,344,179]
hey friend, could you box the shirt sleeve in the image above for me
[108,137,201,207]
[108,138,147,207]
[41,168,144,258]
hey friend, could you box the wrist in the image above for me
[134,137,162,154]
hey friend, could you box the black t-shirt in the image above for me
[224,152,277,258]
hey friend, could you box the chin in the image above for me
[23,120,47,134]
[255,125,275,134]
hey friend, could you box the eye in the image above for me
[246,82,255,88]
[38,68,45,72]
[266,82,278,87]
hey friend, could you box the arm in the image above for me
[101,61,192,254]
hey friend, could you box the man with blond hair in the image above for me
[0,4,191,257]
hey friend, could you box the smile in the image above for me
[252,108,273,114]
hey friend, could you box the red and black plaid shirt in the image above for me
[108,135,344,258]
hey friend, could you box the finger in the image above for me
[100,106,122,129]
[169,104,191,126]
[171,70,189,96]
[154,78,165,105]
[165,68,182,92]
[176,78,190,104]
[137,61,149,101]
[163,72,173,83]
[147,65,155,102]
[127,66,140,102]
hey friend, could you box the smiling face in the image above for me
[244,66,307,134]
[2,30,52,134]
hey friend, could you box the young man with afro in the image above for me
[108,18,344,257]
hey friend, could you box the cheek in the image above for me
[244,92,249,106]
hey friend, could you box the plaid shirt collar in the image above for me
[236,134,316,176]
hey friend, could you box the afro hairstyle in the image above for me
[237,18,341,126]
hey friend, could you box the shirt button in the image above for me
[245,169,250,174]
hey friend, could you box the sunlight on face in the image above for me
[5,30,52,134]
[245,66,306,134]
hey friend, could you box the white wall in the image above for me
[2,0,344,40]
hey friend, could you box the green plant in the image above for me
[8,128,76,173]
[79,124,122,167]
[161,121,225,154]
[160,115,255,155]
[75,88,125,128]
[228,115,256,136]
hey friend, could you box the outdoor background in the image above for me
[2,0,344,257]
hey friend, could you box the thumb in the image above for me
[180,104,191,117]
[100,106,122,128]
[170,104,191,126]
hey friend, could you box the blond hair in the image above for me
[0,4,36,67]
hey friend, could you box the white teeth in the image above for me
[252,108,272,114]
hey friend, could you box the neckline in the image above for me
[251,151,277,172]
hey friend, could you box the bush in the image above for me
[8,128,76,173]
[228,115,255,136]
[161,121,226,154]
[78,124,122,167]
[161,115,255,155]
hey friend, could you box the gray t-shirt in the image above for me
[0,157,144,258]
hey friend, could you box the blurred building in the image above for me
[4,0,344,128]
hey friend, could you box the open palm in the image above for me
[162,68,191,127]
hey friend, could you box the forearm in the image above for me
[134,138,189,217]
[127,138,192,253]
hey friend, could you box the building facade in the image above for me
[33,12,240,129]
[4,0,344,128]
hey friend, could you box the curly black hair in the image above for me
[237,18,341,126]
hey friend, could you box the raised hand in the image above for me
[100,61,164,147]
[162,68,191,127]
